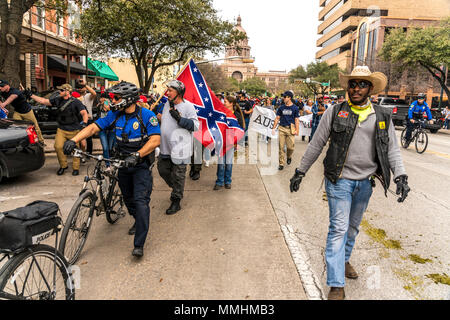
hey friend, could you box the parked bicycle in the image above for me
[400,119,429,154]
[0,201,75,300]
[58,149,126,265]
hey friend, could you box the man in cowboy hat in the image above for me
[289,66,410,300]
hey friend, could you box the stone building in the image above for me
[220,16,289,94]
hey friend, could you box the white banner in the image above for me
[298,114,312,137]
[249,106,277,138]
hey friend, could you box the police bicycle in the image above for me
[58,149,126,265]
[400,119,429,154]
[0,202,75,300]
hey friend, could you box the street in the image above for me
[0,129,449,300]
[260,128,450,300]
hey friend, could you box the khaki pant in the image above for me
[278,125,295,166]
[54,128,80,170]
[12,110,44,143]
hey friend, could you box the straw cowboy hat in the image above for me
[339,66,387,95]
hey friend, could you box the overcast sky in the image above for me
[209,0,321,72]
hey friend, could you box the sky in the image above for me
[208,0,321,72]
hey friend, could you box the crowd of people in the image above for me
[0,64,444,300]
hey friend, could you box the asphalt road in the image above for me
[259,128,450,300]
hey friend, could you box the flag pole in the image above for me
[150,56,194,109]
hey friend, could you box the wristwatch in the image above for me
[134,152,141,158]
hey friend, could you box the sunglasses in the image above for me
[348,80,372,89]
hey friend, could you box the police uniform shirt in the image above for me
[0,87,32,114]
[50,96,86,131]
[95,107,160,154]
[276,104,300,127]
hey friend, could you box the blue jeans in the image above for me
[99,130,116,165]
[444,119,449,129]
[215,149,234,186]
[244,117,250,143]
[325,178,373,287]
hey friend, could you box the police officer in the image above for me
[63,82,161,258]
[30,84,88,176]
[403,93,433,147]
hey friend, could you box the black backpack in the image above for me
[0,201,61,251]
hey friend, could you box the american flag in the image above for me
[157,58,245,156]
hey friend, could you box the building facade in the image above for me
[316,0,450,71]
[220,16,289,94]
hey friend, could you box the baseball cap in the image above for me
[56,84,73,92]
[282,91,294,98]
[0,79,9,87]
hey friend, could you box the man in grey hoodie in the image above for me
[289,66,410,300]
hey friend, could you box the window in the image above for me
[324,1,344,21]
[356,23,367,65]
[322,17,343,35]
[322,32,341,48]
[321,48,340,61]
[36,7,45,29]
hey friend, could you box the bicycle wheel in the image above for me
[415,130,428,154]
[400,127,409,148]
[106,178,126,224]
[59,190,96,265]
[0,244,74,300]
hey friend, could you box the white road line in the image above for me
[0,195,30,202]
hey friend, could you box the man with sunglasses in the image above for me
[62,81,161,258]
[289,66,409,300]
[30,83,88,176]
[403,93,433,147]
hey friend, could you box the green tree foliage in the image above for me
[0,0,68,86]
[78,0,244,93]
[239,77,267,96]
[379,17,450,99]
[289,61,342,95]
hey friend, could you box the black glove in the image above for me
[290,169,305,193]
[169,108,181,123]
[394,175,410,203]
[124,153,140,168]
[63,140,77,155]
[23,89,33,100]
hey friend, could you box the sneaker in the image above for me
[191,172,200,181]
[278,165,284,171]
[205,160,210,167]
[287,158,292,165]
[328,287,345,300]
[72,170,79,176]
[57,167,68,175]
[225,184,231,189]
[132,246,144,258]
[81,157,86,164]
[213,185,223,190]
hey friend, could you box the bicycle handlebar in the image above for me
[72,149,125,168]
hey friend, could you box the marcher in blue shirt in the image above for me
[404,93,433,145]
[63,82,161,258]
[0,106,7,119]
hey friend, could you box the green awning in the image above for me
[87,58,119,81]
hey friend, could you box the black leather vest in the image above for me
[323,102,392,195]
[56,98,80,126]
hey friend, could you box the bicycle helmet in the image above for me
[417,93,426,99]
[107,81,140,111]
[167,80,185,98]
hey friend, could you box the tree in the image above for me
[239,77,267,96]
[379,17,450,99]
[197,63,229,93]
[0,0,68,86]
[78,0,244,93]
[289,61,342,95]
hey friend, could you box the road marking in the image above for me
[426,150,450,159]
[0,195,30,202]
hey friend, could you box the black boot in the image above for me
[166,199,181,215]
[191,171,200,181]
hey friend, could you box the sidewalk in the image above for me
[68,158,307,299]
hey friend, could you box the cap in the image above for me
[0,79,9,87]
[282,91,293,99]
[71,91,81,98]
[56,84,73,92]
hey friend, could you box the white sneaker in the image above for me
[205,160,210,167]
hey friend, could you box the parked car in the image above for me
[377,97,442,133]
[0,119,45,183]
